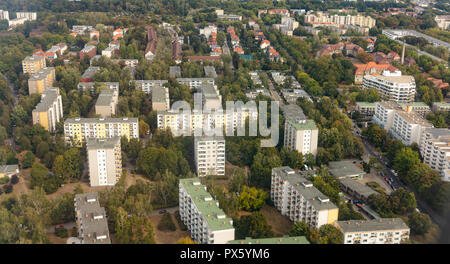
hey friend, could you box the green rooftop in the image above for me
[400,102,428,107]
[180,178,234,232]
[433,102,450,107]
[287,119,318,131]
[228,236,310,244]
[356,102,377,107]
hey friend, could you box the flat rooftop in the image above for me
[86,136,120,149]
[180,178,234,231]
[65,117,138,124]
[336,218,409,233]
[273,167,338,211]
[328,161,365,179]
[34,88,60,112]
[283,104,306,121]
[340,178,377,198]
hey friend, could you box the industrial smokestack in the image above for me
[401,39,406,65]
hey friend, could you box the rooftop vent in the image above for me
[302,182,313,188]
[317,196,329,203]
[284,169,295,174]
[217,214,225,219]
[204,197,212,201]
[193,181,201,186]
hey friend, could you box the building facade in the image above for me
[28,67,55,94]
[64,117,139,145]
[335,218,410,244]
[95,89,118,118]
[22,55,46,74]
[32,88,63,133]
[363,75,416,103]
[87,137,122,187]
[195,136,225,177]
[283,104,318,156]
[420,128,450,182]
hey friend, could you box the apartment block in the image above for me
[157,107,258,137]
[432,102,450,112]
[390,107,433,146]
[399,102,431,117]
[78,82,118,93]
[305,12,376,28]
[32,88,63,133]
[271,167,339,229]
[95,89,118,118]
[355,102,377,118]
[87,137,122,186]
[198,84,222,111]
[204,66,217,79]
[179,178,235,244]
[22,55,46,74]
[81,66,100,82]
[176,78,215,89]
[134,80,168,94]
[283,104,318,156]
[353,62,400,84]
[64,117,139,145]
[16,12,37,21]
[435,15,450,30]
[0,10,9,20]
[373,101,403,130]
[169,66,182,78]
[363,75,416,103]
[28,67,55,94]
[420,128,450,182]
[74,192,111,244]
[195,136,225,177]
[150,86,170,112]
[335,218,410,244]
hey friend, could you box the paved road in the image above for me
[392,39,448,66]
[262,71,286,111]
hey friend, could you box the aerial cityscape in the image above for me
[0,0,450,246]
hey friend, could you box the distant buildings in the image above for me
[0,165,19,179]
[81,66,100,82]
[283,104,318,156]
[305,11,376,28]
[32,88,63,133]
[80,45,97,60]
[363,75,416,103]
[273,16,299,36]
[64,117,139,145]
[74,192,111,244]
[420,128,450,182]
[169,66,182,78]
[145,26,157,60]
[432,102,450,112]
[353,62,400,84]
[176,78,215,89]
[172,39,182,64]
[204,66,217,79]
[22,55,46,74]
[382,29,450,52]
[199,25,217,39]
[7,12,37,27]
[87,137,122,187]
[0,10,9,20]
[195,136,225,177]
[435,15,450,30]
[215,9,242,21]
[335,218,410,244]
[179,178,235,244]
[134,80,170,111]
[186,56,222,64]
[28,67,55,94]
[95,89,118,118]
[271,167,339,228]
[315,42,363,59]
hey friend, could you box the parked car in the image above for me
[384,177,389,182]
[353,200,361,205]
[159,209,167,214]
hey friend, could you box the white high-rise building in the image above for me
[283,104,318,156]
[32,87,63,133]
[420,128,450,182]
[363,75,416,103]
[195,136,225,177]
[335,218,410,244]
[16,12,37,21]
[372,101,402,130]
[86,137,122,187]
[179,178,235,244]
[0,10,9,20]
[271,167,339,229]
[390,107,433,146]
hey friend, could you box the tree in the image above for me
[289,221,309,237]
[393,148,420,178]
[389,188,417,216]
[318,224,343,244]
[406,163,440,194]
[62,148,84,181]
[10,175,19,185]
[177,236,197,244]
[408,211,431,236]
[235,212,274,240]
[22,151,35,169]
[30,162,59,194]
[36,142,49,159]
[238,186,267,212]
[52,155,65,182]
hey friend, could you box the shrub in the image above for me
[0,177,9,185]
[174,210,187,231]
[10,175,19,185]
[157,213,176,231]
[3,184,12,194]
[55,227,68,238]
